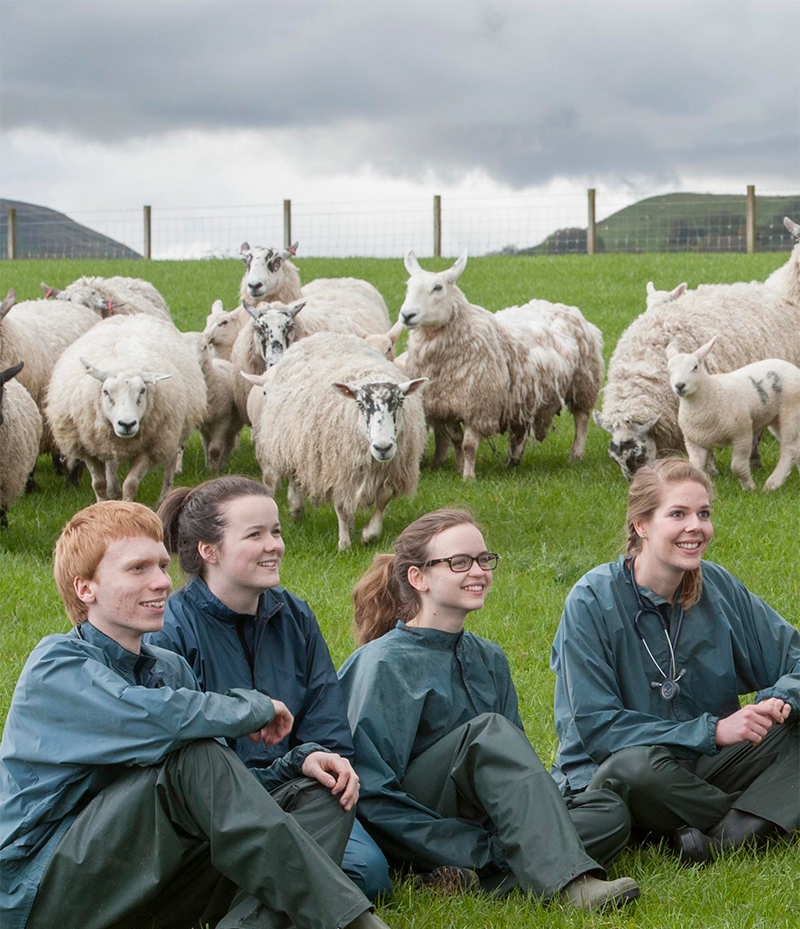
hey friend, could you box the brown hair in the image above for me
[352,508,479,646]
[157,476,273,577]
[54,501,164,626]
[626,457,714,608]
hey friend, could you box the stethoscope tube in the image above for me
[629,557,686,701]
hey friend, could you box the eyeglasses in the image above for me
[421,553,500,572]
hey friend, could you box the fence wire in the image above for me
[2,190,798,260]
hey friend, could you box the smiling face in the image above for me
[200,495,285,612]
[414,523,494,618]
[75,535,172,651]
[634,480,713,585]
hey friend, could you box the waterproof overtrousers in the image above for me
[27,739,371,929]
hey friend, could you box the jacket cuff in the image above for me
[288,742,330,777]
[705,714,721,754]
[756,688,799,717]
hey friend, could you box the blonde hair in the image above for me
[352,509,479,646]
[54,501,164,626]
[625,457,714,608]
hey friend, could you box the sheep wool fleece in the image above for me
[551,558,800,834]
[0,622,371,929]
[338,623,632,897]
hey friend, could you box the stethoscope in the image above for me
[628,557,686,701]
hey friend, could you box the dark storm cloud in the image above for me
[1,0,797,188]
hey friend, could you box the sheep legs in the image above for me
[362,486,393,545]
[334,504,355,551]
[120,454,153,503]
[730,433,756,491]
[85,456,110,502]
[507,423,528,467]
[460,426,481,481]
[105,461,121,499]
[569,412,590,463]
[446,423,466,474]
[432,423,451,467]
[763,422,799,491]
[287,477,305,520]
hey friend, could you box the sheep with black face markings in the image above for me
[0,361,43,528]
[246,331,427,550]
[46,314,206,503]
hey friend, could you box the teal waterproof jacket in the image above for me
[338,622,518,871]
[0,621,276,929]
[551,558,800,793]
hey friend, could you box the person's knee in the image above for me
[469,712,518,737]
[593,746,672,802]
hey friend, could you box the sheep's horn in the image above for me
[243,302,263,321]
[0,360,24,385]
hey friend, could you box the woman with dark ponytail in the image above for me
[338,509,639,910]
[147,475,392,902]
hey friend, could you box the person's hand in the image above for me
[715,701,786,747]
[247,700,294,747]
[301,751,360,811]
[757,697,791,721]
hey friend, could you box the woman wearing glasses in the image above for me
[338,508,639,910]
[551,458,799,864]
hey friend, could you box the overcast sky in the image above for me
[1,0,798,255]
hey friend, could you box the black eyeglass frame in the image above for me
[420,553,500,572]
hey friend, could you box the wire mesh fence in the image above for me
[2,189,798,261]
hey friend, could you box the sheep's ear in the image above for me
[592,410,613,434]
[288,301,306,319]
[696,337,716,360]
[784,217,800,239]
[0,360,24,385]
[41,282,62,298]
[349,319,369,338]
[211,299,224,315]
[646,281,656,295]
[280,241,299,259]
[141,372,173,384]
[398,377,428,396]
[80,358,110,381]
[240,242,251,254]
[446,249,468,283]
[241,371,268,387]
[666,341,680,359]
[404,250,422,276]
[0,288,17,320]
[670,282,687,300]
[240,242,252,264]
[634,415,660,437]
[332,382,358,400]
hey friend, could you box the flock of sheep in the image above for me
[2,217,799,544]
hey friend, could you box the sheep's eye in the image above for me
[692,363,698,371]
[102,389,109,398]
[219,319,228,327]
[432,284,443,293]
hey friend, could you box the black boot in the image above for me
[708,810,783,849]
[672,826,715,865]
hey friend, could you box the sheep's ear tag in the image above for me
[332,382,358,400]
[142,372,173,384]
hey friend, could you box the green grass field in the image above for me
[1,253,798,928]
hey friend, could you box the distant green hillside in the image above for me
[0,199,140,260]
[519,192,799,255]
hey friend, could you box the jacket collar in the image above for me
[182,574,284,624]
[73,621,158,676]
[395,619,464,650]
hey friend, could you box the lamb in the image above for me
[41,276,173,324]
[202,300,246,360]
[593,281,800,481]
[46,314,207,503]
[667,338,800,491]
[246,331,427,550]
[182,331,244,471]
[646,281,687,311]
[764,217,800,306]
[399,250,604,480]
[0,362,43,528]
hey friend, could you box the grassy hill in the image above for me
[524,192,800,255]
[0,199,140,260]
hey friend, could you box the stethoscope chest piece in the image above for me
[651,675,684,701]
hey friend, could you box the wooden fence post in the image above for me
[746,185,756,254]
[284,200,292,250]
[7,208,17,260]
[587,189,596,255]
[143,205,151,259]
[433,195,441,258]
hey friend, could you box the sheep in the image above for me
[239,242,303,307]
[46,314,207,504]
[593,281,800,481]
[0,362,43,528]
[667,337,800,491]
[246,331,427,550]
[41,276,173,324]
[764,217,800,306]
[182,331,244,471]
[202,299,246,360]
[399,250,604,480]
[646,281,687,311]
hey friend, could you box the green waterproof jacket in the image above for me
[0,621,276,929]
[338,622,518,871]
[550,558,800,793]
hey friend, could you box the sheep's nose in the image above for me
[117,419,136,432]
[674,382,685,395]
[400,312,416,325]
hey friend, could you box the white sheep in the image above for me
[399,250,604,479]
[46,314,206,503]
[182,330,244,471]
[0,361,43,528]
[202,299,246,360]
[645,281,687,311]
[593,281,800,481]
[245,331,427,550]
[764,217,800,305]
[667,337,800,491]
[41,276,173,324]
